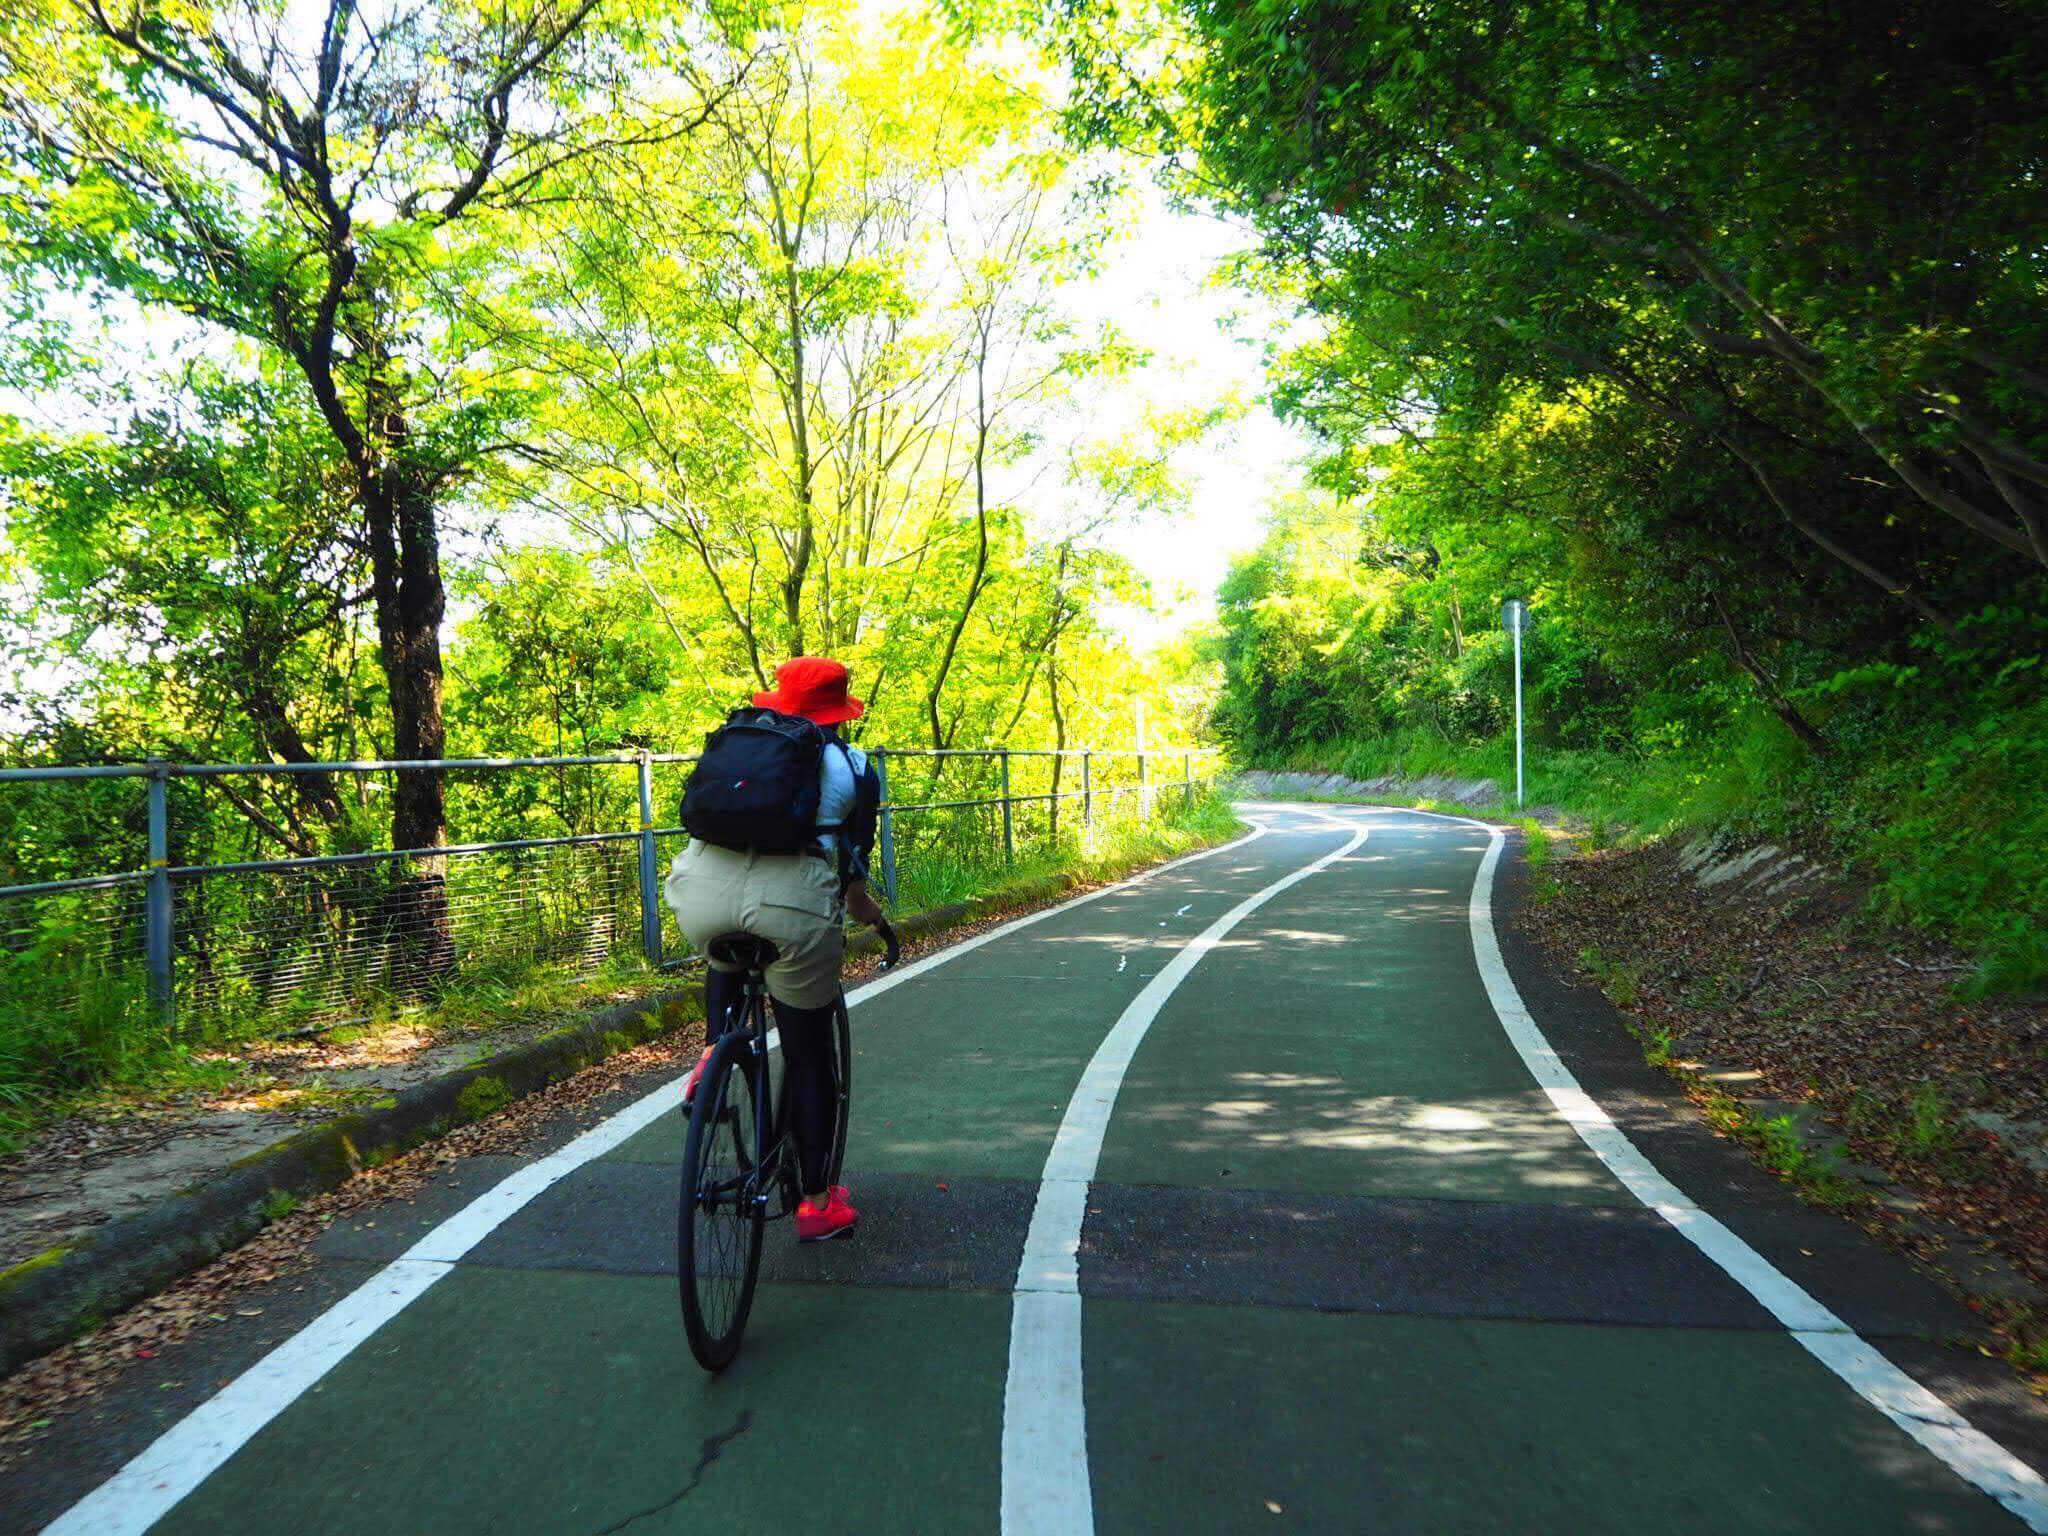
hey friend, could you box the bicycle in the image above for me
[677,918,900,1371]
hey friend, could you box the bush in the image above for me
[1266,620,2048,991]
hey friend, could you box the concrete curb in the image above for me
[0,891,1004,1379]
[0,984,701,1379]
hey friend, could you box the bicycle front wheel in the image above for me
[678,1034,767,1371]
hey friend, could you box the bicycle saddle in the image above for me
[706,932,780,971]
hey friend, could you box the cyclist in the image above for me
[665,656,885,1243]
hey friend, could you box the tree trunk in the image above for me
[925,328,996,768]
[781,253,814,655]
[1726,445,1954,631]
[238,663,346,850]
[1711,592,1828,756]
[365,464,453,985]
[1048,649,1067,843]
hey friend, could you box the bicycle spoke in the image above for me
[682,1047,763,1359]
[678,987,777,1371]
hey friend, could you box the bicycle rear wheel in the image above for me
[678,1032,767,1371]
[826,994,852,1188]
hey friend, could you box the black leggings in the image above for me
[704,969,837,1198]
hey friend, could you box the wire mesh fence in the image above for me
[0,875,153,1045]
[0,746,1222,1054]
[169,837,648,1033]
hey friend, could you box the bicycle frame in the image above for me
[719,974,804,1219]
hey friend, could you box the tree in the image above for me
[1,370,367,849]
[1046,0,2047,757]
[505,0,1163,774]
[2,0,739,970]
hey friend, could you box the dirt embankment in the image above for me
[1519,830,2048,1362]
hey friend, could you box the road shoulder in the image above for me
[1489,822,2048,1478]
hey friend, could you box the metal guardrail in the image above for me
[0,744,1220,1039]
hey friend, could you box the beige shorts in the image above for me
[664,842,847,1009]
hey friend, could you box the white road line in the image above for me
[43,824,1275,1536]
[1317,800,2048,1532]
[1002,811,1367,1536]
[42,1082,677,1536]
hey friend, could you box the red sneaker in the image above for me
[681,1046,714,1106]
[796,1186,858,1243]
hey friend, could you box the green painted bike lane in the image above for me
[1083,809,2027,1534]
[135,819,1350,1536]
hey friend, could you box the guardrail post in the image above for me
[1138,748,1151,821]
[636,751,662,965]
[1082,750,1092,827]
[1183,750,1193,810]
[876,749,898,906]
[999,748,1015,864]
[145,762,174,1025]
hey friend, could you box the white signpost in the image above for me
[1502,598,1529,808]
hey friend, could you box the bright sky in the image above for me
[1056,186,1316,646]
[0,153,1313,733]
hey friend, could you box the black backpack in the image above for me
[681,708,827,854]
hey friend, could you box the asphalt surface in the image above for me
[11,803,2048,1534]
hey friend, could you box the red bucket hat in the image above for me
[753,656,866,727]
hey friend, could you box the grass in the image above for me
[2005,1311,2048,1374]
[1638,1020,1679,1068]
[1519,818,1561,902]
[1736,1104,1865,1210]
[1267,677,2048,993]
[1658,1045,1865,1211]
[1844,1083,1969,1174]
[1276,727,1745,844]
[891,791,1242,916]
[1577,943,1647,1008]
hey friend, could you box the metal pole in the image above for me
[636,752,662,965]
[876,749,898,906]
[145,763,173,1025]
[1082,751,1093,827]
[1135,699,1150,821]
[999,748,1014,864]
[1514,623,1525,809]
[1183,751,1193,810]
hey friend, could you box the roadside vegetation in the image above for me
[0,0,1231,1147]
[0,791,1238,1158]
[1221,529,2048,993]
[1088,0,2048,991]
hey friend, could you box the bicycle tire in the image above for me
[826,994,852,1188]
[678,1031,767,1371]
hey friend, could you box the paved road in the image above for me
[22,804,2048,1533]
